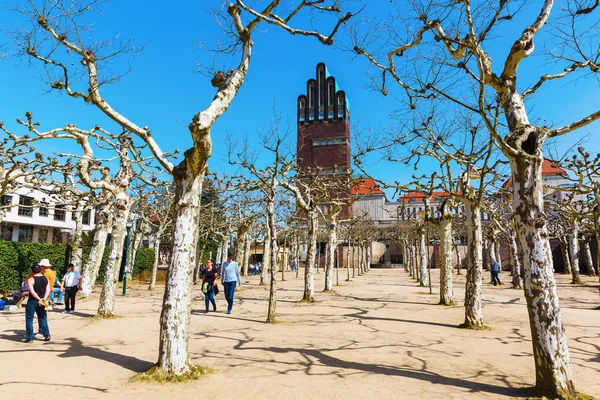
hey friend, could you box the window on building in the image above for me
[52,228,63,244]
[309,85,314,107]
[38,228,48,243]
[18,225,33,242]
[72,209,78,221]
[328,82,334,106]
[0,224,13,241]
[54,205,66,221]
[0,195,12,208]
[18,195,34,217]
[82,209,91,225]
[142,239,150,249]
[39,202,48,217]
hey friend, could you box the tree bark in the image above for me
[508,148,575,398]
[97,197,131,317]
[302,210,318,302]
[509,228,522,289]
[568,222,582,284]
[80,213,111,298]
[438,215,455,305]
[261,225,270,286]
[558,236,571,275]
[366,243,372,272]
[149,234,161,291]
[266,201,277,323]
[418,226,428,286]
[346,236,351,281]
[241,235,251,277]
[157,170,204,376]
[463,199,483,329]
[69,204,84,268]
[324,218,337,292]
[454,240,462,275]
[582,240,596,276]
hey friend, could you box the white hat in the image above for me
[39,259,52,267]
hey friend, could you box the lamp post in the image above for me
[122,221,134,296]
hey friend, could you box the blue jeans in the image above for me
[205,290,216,312]
[223,281,237,313]
[25,298,50,340]
[49,287,63,303]
[491,270,502,286]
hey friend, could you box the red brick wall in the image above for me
[297,119,350,170]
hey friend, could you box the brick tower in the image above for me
[297,62,351,173]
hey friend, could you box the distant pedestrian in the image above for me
[201,260,218,313]
[25,264,51,342]
[61,263,82,314]
[221,255,241,314]
[491,260,502,286]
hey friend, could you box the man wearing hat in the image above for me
[39,259,62,305]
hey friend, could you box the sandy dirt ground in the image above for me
[1,268,599,400]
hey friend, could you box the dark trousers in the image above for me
[205,290,216,312]
[25,299,49,340]
[491,271,501,286]
[65,287,78,311]
[223,281,237,313]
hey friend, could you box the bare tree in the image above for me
[352,1,600,394]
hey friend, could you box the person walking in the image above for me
[61,263,82,314]
[25,264,51,342]
[221,255,241,315]
[491,259,502,286]
[201,260,219,313]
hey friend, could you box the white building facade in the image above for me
[0,184,96,244]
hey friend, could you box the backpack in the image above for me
[20,281,29,293]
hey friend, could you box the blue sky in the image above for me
[1,1,598,200]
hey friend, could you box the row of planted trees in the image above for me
[1,0,599,398]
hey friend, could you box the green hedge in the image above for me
[0,241,157,292]
[0,241,69,292]
[133,248,155,277]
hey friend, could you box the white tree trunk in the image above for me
[418,227,428,286]
[366,243,372,272]
[149,235,161,291]
[410,240,419,279]
[509,228,522,289]
[158,172,204,376]
[261,226,271,286]
[463,200,483,329]
[302,210,318,302]
[346,237,351,281]
[559,237,572,275]
[266,202,277,322]
[215,243,223,265]
[438,216,454,305]
[242,235,251,277]
[568,222,582,284]
[127,220,145,280]
[80,222,110,298]
[582,240,596,276]
[324,219,337,292]
[97,198,131,316]
[509,150,575,397]
[454,240,462,275]
[69,205,84,268]
[221,237,230,265]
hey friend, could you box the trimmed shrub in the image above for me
[0,241,68,292]
[133,248,155,278]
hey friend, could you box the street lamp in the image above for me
[122,221,134,296]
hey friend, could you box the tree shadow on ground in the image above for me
[226,339,532,398]
[0,381,108,393]
[0,330,153,372]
